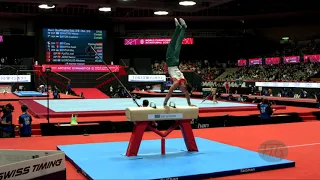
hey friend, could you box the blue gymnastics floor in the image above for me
[57,137,295,180]
[14,91,48,97]
[151,90,183,93]
[34,97,255,112]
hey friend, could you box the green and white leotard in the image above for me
[166,26,186,85]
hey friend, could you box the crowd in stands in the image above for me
[227,40,320,82]
[152,40,320,82]
[267,39,320,57]
[228,63,320,82]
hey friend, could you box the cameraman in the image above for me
[0,103,14,138]
[257,99,275,124]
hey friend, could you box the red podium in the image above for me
[125,105,199,157]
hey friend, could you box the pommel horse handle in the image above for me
[125,103,199,156]
[149,101,156,109]
[169,101,176,108]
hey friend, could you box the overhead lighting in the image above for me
[154,11,168,15]
[99,7,111,12]
[38,4,55,9]
[179,1,196,6]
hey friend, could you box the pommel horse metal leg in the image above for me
[125,119,198,157]
[179,120,198,151]
[126,122,149,157]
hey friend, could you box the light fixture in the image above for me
[99,7,111,12]
[179,1,196,6]
[38,4,55,9]
[154,11,168,15]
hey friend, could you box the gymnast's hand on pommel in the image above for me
[163,101,168,107]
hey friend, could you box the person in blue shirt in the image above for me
[67,81,72,94]
[257,99,274,124]
[0,104,14,138]
[19,105,32,137]
[315,94,320,108]
[53,86,60,99]
[41,85,47,93]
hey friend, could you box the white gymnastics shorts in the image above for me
[168,66,185,81]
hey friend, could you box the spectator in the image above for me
[39,85,46,93]
[225,82,230,94]
[19,105,32,137]
[257,99,274,124]
[237,94,244,102]
[300,89,307,98]
[315,94,320,108]
[0,103,14,138]
[67,81,72,94]
[53,86,60,99]
[252,97,258,103]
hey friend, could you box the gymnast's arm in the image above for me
[163,82,179,106]
[184,90,192,106]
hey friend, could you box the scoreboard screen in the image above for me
[43,28,106,63]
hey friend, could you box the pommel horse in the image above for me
[125,102,199,157]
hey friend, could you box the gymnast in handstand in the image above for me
[163,18,195,107]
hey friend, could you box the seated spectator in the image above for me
[300,89,307,98]
[39,85,46,93]
[19,105,32,137]
[237,94,244,102]
[257,99,274,124]
[252,97,258,103]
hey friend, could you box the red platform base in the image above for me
[126,120,198,157]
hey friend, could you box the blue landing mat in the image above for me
[35,97,255,112]
[57,138,295,180]
[151,90,183,93]
[14,91,48,97]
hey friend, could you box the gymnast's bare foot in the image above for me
[174,18,181,28]
[179,18,187,28]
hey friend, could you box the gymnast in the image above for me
[163,18,195,107]
[201,87,218,104]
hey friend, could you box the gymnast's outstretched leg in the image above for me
[212,88,218,104]
[174,18,187,61]
[166,18,181,67]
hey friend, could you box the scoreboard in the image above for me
[43,28,106,63]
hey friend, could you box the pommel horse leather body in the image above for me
[125,105,199,156]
